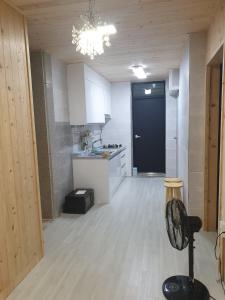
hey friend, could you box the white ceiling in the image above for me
[13,0,219,82]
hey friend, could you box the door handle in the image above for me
[134,134,141,139]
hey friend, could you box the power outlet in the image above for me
[219,220,225,237]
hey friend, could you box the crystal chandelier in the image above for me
[72,0,117,60]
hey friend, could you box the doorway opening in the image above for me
[204,46,223,232]
[132,81,166,176]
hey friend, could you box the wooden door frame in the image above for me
[204,46,224,231]
[219,46,225,280]
[204,45,225,279]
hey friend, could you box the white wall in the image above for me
[166,79,178,177]
[31,52,74,218]
[188,32,206,220]
[102,82,132,176]
[50,56,74,216]
[178,39,190,205]
[177,32,207,219]
[51,57,70,123]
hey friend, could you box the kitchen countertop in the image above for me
[72,147,126,160]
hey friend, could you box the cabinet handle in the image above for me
[121,163,126,169]
[121,154,125,159]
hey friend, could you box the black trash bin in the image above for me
[63,189,94,214]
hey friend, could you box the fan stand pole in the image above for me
[188,232,194,281]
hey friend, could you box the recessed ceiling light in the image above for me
[130,65,150,79]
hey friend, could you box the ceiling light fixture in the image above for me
[72,0,117,60]
[131,65,149,79]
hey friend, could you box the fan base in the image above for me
[162,276,210,300]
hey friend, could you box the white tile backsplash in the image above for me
[71,124,102,151]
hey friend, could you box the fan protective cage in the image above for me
[166,199,189,250]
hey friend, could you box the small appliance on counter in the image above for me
[63,189,94,214]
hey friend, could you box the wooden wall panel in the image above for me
[0,1,43,299]
[206,0,225,280]
[219,47,225,279]
[206,0,225,63]
[205,66,221,231]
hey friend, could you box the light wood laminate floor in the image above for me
[7,177,224,300]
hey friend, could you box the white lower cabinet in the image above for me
[120,151,127,177]
[73,149,126,204]
[109,151,126,198]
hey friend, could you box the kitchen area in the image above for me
[68,63,129,204]
[30,48,178,220]
[73,145,126,204]
[31,53,132,219]
[28,0,179,220]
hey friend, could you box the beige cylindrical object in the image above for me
[164,181,183,202]
[164,177,182,183]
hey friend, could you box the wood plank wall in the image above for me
[206,0,225,64]
[205,66,221,231]
[0,1,44,299]
[206,0,225,280]
[217,47,225,280]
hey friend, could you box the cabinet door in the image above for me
[120,151,127,177]
[67,63,86,125]
[85,79,105,124]
[109,154,121,197]
[104,86,111,116]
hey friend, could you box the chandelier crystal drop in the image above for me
[72,0,117,60]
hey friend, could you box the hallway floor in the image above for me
[7,177,224,300]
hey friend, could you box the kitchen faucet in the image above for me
[91,138,102,151]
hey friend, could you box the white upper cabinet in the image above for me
[104,81,111,116]
[67,63,111,125]
[85,79,105,124]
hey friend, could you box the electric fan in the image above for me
[162,198,210,300]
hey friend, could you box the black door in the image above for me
[132,82,165,174]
